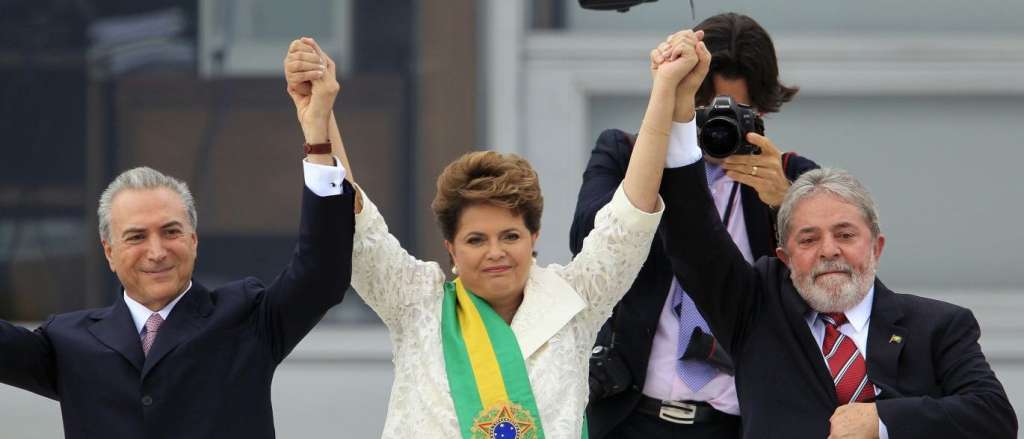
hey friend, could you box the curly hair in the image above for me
[432,151,544,241]
[695,12,799,113]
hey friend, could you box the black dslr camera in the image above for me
[578,0,658,12]
[696,95,765,159]
[589,344,632,401]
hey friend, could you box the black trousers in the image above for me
[605,409,741,438]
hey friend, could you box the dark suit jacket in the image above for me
[569,129,818,437]
[0,184,355,439]
[658,161,1017,438]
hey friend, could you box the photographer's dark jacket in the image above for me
[569,128,817,437]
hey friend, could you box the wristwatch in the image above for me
[303,142,331,155]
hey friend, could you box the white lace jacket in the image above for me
[351,184,663,438]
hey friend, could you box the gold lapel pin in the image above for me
[889,335,903,344]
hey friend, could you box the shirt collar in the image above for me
[805,285,875,333]
[122,281,192,334]
[844,285,875,332]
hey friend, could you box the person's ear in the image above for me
[102,240,116,271]
[445,239,458,263]
[776,246,790,266]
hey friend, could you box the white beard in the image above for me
[790,251,877,313]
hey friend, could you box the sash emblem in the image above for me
[471,401,537,439]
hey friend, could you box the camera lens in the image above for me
[699,117,740,158]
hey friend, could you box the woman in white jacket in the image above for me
[283,33,710,438]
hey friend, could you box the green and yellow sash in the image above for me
[441,278,590,439]
[441,278,546,439]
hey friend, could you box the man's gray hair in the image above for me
[777,168,880,247]
[97,167,197,242]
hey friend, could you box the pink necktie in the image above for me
[141,313,164,356]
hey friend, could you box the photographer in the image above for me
[569,13,818,438]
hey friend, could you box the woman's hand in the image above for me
[651,30,711,122]
[284,37,322,99]
[650,30,702,87]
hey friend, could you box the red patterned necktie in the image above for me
[141,313,164,357]
[820,313,876,404]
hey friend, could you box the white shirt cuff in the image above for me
[665,119,702,168]
[302,156,346,197]
[879,419,889,439]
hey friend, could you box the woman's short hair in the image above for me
[432,151,543,241]
[694,12,799,113]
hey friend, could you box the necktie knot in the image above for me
[705,162,726,184]
[822,312,848,327]
[141,313,164,356]
[144,313,164,333]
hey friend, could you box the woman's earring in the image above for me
[451,265,459,276]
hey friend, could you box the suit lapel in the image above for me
[88,299,145,373]
[141,283,214,379]
[739,184,775,259]
[865,279,906,398]
[778,267,838,405]
[511,265,585,359]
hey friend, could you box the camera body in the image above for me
[577,0,658,12]
[588,345,632,401]
[696,95,765,159]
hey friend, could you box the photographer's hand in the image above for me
[722,133,791,207]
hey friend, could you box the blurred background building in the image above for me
[1,0,1022,436]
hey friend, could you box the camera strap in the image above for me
[720,182,741,226]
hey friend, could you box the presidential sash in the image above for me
[441,278,546,439]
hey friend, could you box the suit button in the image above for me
[141,395,153,406]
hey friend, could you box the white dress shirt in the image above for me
[642,119,742,414]
[123,281,192,334]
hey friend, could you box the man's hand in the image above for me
[651,30,711,122]
[721,133,791,207]
[286,37,340,164]
[828,403,880,439]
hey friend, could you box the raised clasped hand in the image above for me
[284,37,340,143]
[650,29,711,122]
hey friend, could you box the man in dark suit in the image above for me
[571,13,817,438]
[657,149,1018,437]
[0,41,353,438]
